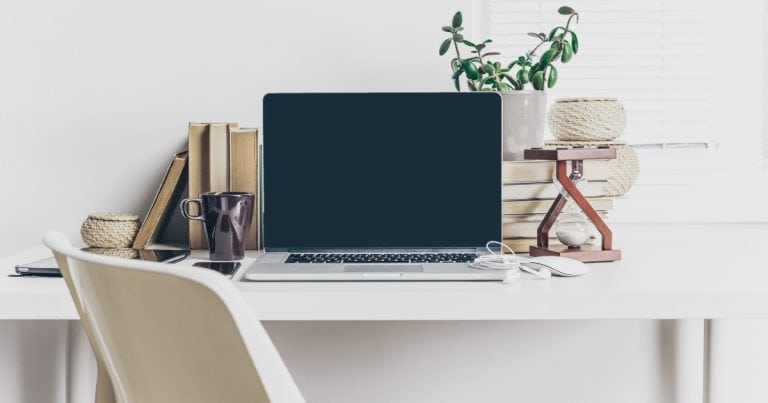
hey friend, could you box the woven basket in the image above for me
[548,98,626,141]
[81,213,141,249]
[545,140,639,196]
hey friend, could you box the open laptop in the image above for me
[244,92,504,281]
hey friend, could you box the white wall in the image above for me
[0,1,752,403]
[0,0,474,256]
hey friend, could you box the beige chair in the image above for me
[44,231,305,403]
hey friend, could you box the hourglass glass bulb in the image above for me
[555,212,590,247]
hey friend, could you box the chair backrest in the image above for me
[44,231,304,403]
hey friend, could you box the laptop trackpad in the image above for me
[344,264,423,273]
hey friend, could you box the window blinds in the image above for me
[482,0,717,146]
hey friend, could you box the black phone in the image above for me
[192,261,242,277]
[14,249,191,277]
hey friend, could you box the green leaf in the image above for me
[503,74,521,90]
[463,61,480,80]
[547,27,563,41]
[456,27,464,32]
[528,63,540,81]
[547,65,558,88]
[476,43,486,50]
[540,49,556,66]
[453,34,464,42]
[454,76,461,91]
[452,67,464,79]
[532,71,545,90]
[507,60,518,70]
[560,41,573,62]
[527,32,541,39]
[484,64,495,75]
[462,39,477,48]
[483,39,493,44]
[439,38,452,56]
[570,32,579,54]
[483,52,500,57]
[442,26,453,33]
[452,11,463,28]
[467,80,478,91]
[451,58,461,71]
[558,6,575,15]
[516,69,529,84]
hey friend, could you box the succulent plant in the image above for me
[439,6,580,92]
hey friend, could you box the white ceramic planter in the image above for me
[500,90,547,161]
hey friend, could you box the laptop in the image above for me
[244,92,504,281]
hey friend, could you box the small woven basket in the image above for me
[81,213,141,249]
[545,140,640,196]
[548,98,626,141]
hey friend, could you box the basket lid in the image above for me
[87,212,140,221]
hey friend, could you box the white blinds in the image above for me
[482,0,718,145]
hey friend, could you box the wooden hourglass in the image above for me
[523,146,621,262]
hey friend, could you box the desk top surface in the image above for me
[2,223,767,321]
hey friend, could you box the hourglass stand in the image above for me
[523,147,622,262]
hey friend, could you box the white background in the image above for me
[1,1,767,402]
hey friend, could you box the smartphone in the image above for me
[192,261,242,277]
[14,249,191,277]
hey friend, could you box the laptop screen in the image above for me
[262,92,501,251]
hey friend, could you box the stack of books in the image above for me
[188,123,261,250]
[132,122,262,251]
[502,159,614,253]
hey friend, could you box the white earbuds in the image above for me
[470,241,551,282]
[502,269,520,283]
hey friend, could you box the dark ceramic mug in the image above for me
[180,192,255,261]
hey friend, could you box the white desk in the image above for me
[2,223,768,403]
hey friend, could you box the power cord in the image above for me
[469,241,551,282]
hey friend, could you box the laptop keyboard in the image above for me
[285,253,478,264]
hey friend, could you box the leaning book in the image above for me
[133,151,188,249]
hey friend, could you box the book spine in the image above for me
[502,160,611,183]
[208,123,231,192]
[258,142,264,250]
[188,123,209,249]
[502,181,608,201]
[229,129,260,250]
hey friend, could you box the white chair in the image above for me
[44,231,305,403]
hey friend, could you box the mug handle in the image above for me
[180,198,204,220]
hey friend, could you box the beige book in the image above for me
[187,122,239,249]
[503,238,564,253]
[188,123,209,249]
[208,123,239,193]
[502,180,609,201]
[503,198,613,215]
[502,159,611,184]
[133,151,188,249]
[502,212,607,238]
[229,128,260,250]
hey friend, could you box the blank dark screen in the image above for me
[263,93,501,250]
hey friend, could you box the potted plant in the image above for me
[439,6,580,160]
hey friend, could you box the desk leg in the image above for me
[66,320,97,403]
[703,319,712,403]
[703,318,768,403]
